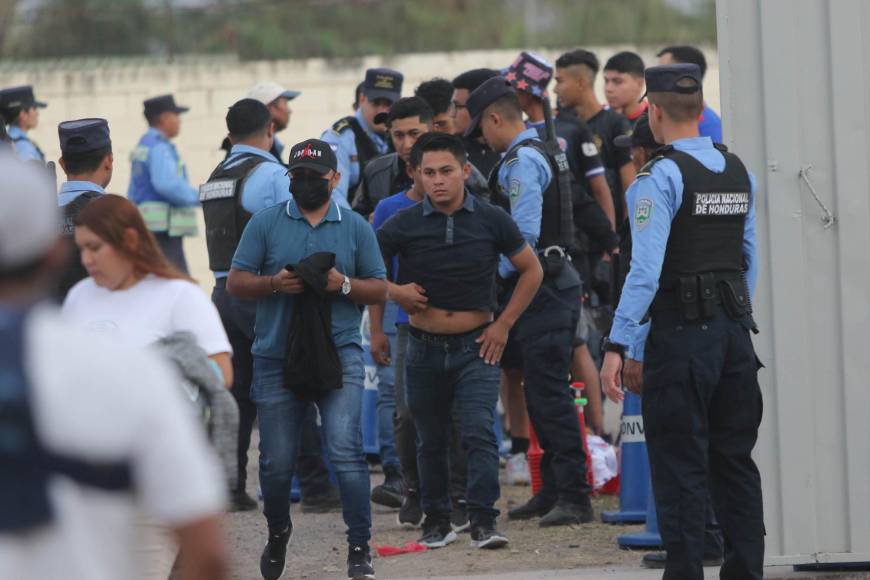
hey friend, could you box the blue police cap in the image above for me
[143,94,189,118]
[58,118,111,154]
[464,76,515,138]
[0,85,47,111]
[641,64,702,101]
[362,68,403,103]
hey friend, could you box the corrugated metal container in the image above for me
[717,0,870,566]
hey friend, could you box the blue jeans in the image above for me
[374,300,400,469]
[252,346,371,546]
[405,326,501,524]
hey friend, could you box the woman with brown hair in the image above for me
[61,193,232,579]
[61,194,232,384]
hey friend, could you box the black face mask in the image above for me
[291,176,331,210]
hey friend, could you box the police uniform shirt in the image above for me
[320,109,388,208]
[127,127,199,207]
[496,127,553,279]
[58,180,105,207]
[7,125,44,163]
[609,136,758,361]
[0,306,225,580]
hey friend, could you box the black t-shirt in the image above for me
[574,108,632,223]
[530,117,604,188]
[377,193,526,312]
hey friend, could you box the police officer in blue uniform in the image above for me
[322,68,402,208]
[601,64,764,580]
[202,99,340,513]
[127,94,199,274]
[466,77,595,526]
[55,118,113,299]
[0,85,47,163]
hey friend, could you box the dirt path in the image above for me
[227,434,646,580]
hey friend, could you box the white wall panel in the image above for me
[717,0,870,566]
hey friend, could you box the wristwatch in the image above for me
[601,336,626,356]
[341,275,352,296]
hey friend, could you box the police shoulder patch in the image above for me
[508,178,522,200]
[331,118,351,134]
[634,197,653,231]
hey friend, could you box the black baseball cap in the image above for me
[614,113,661,150]
[464,76,515,138]
[58,118,111,154]
[640,64,702,101]
[288,138,337,174]
[226,98,271,137]
[143,94,189,118]
[363,68,403,103]
[0,86,47,111]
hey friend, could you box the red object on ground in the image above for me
[527,382,596,496]
[528,419,544,495]
[600,472,620,495]
[374,542,429,557]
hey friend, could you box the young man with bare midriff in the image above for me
[377,132,543,551]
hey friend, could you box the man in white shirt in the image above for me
[0,156,228,580]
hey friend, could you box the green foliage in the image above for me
[2,0,716,60]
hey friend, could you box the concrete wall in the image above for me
[0,47,719,285]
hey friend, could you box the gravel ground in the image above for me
[226,431,645,580]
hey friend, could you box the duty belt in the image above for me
[650,271,751,326]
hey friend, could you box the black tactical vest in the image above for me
[487,138,574,250]
[55,191,102,301]
[332,116,384,206]
[655,145,751,289]
[199,153,270,272]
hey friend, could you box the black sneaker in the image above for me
[260,524,292,580]
[300,485,342,514]
[397,490,424,529]
[507,493,556,520]
[538,497,594,527]
[418,515,457,549]
[231,488,258,512]
[450,499,469,533]
[371,465,404,509]
[347,544,375,580]
[469,521,509,550]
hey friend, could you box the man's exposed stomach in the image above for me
[409,306,493,334]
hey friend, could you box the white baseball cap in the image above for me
[0,154,59,271]
[246,82,300,105]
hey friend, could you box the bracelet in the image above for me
[269,275,278,294]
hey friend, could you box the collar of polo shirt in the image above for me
[422,190,476,216]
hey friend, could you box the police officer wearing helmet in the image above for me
[0,85,47,163]
[467,76,595,527]
[322,67,402,209]
[601,64,763,580]
[127,94,199,273]
[55,118,113,299]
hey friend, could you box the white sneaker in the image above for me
[505,453,531,486]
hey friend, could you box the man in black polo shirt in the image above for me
[377,133,543,550]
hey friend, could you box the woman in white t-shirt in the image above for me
[61,194,232,580]
[62,194,232,386]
